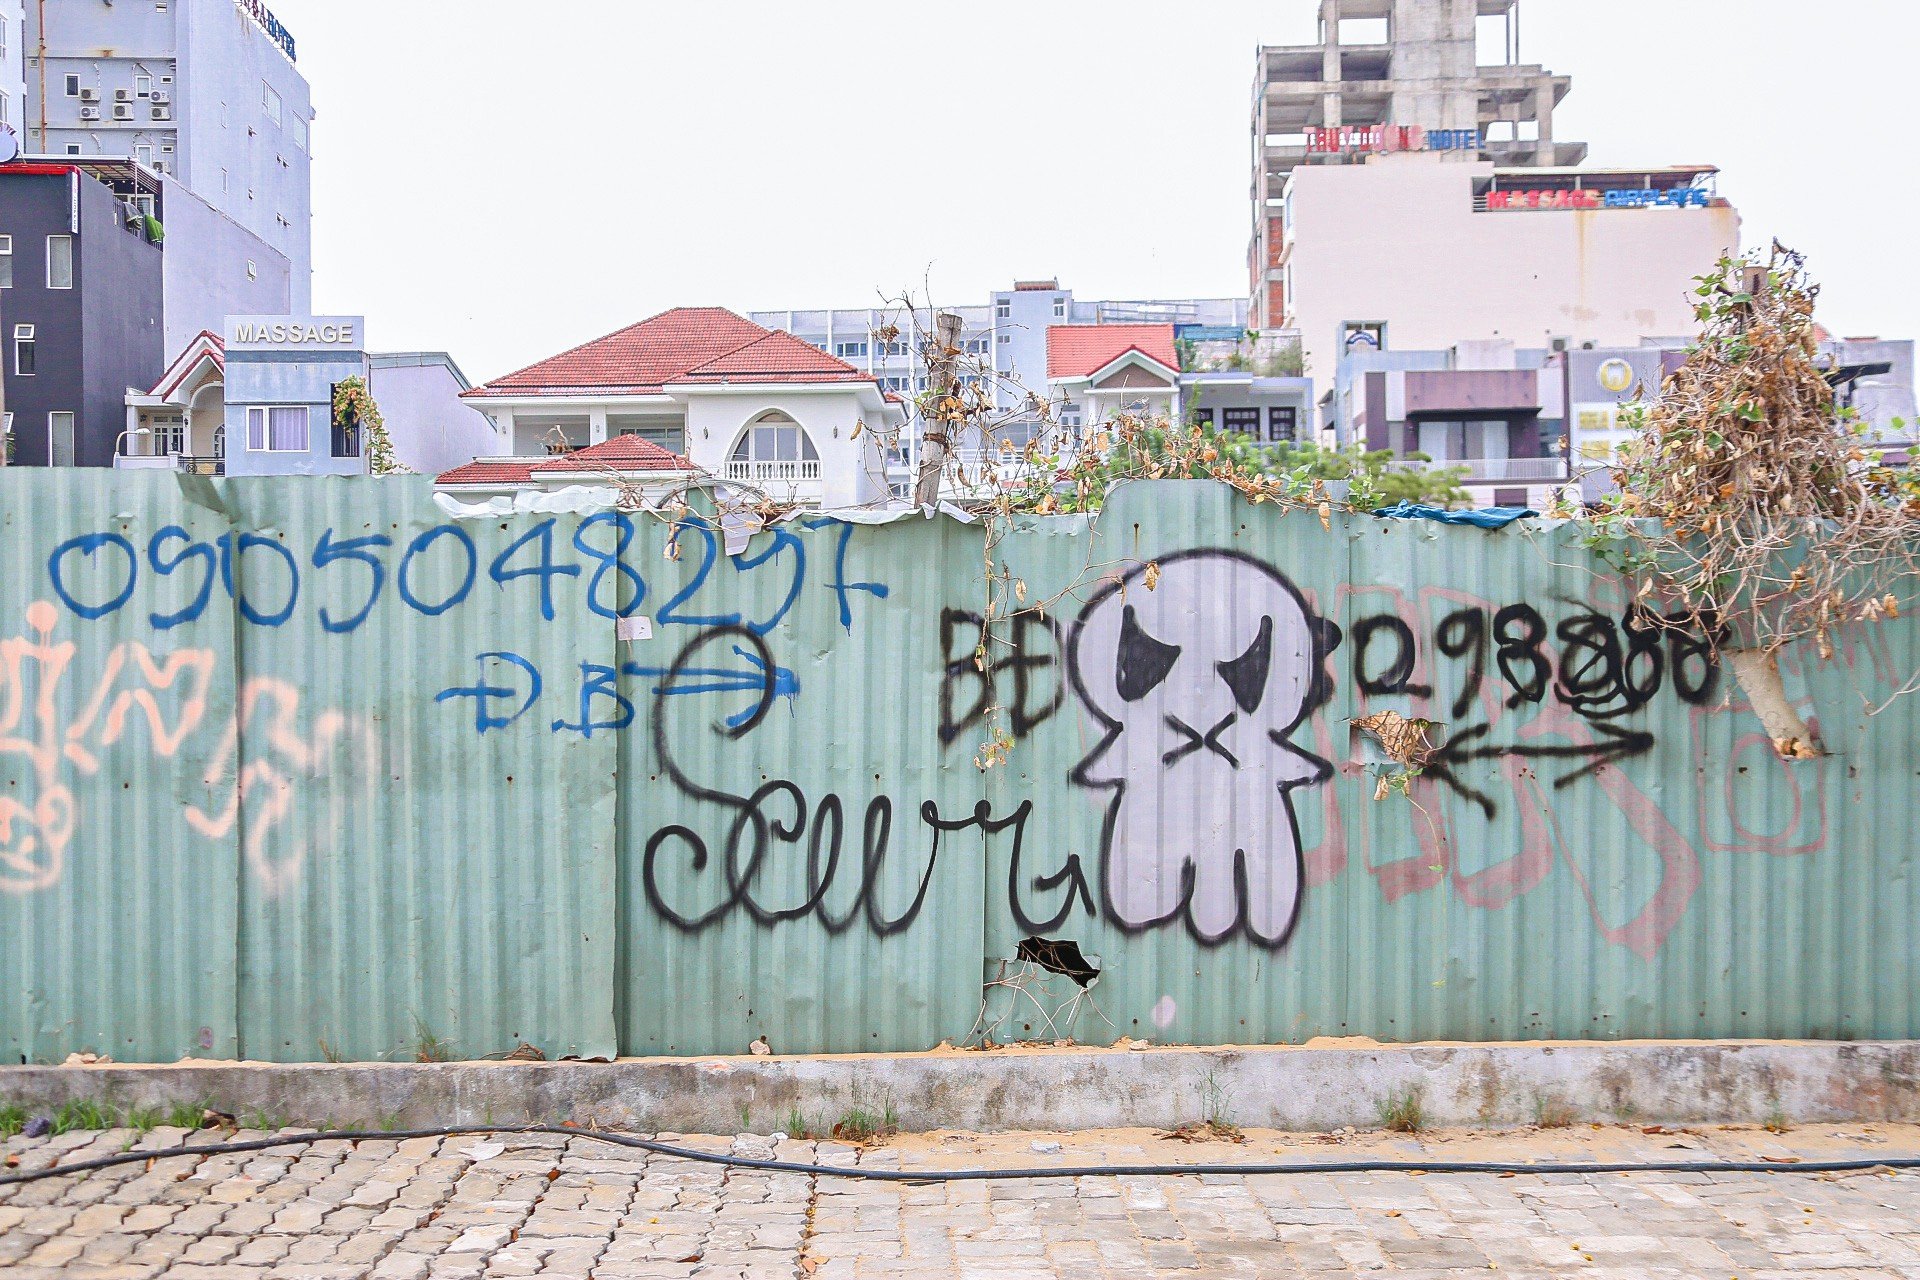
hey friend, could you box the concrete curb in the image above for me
[4,1041,1918,1134]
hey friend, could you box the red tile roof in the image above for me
[532,434,693,473]
[1046,324,1179,380]
[434,435,695,487]
[436,460,539,485]
[464,307,873,398]
[673,330,868,384]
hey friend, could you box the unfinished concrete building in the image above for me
[1250,0,1588,327]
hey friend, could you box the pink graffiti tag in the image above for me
[0,601,375,898]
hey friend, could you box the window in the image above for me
[262,82,281,125]
[997,334,1010,345]
[246,259,258,280]
[0,16,8,59]
[290,115,308,151]
[64,144,81,156]
[1223,407,1261,435]
[48,412,75,467]
[134,73,151,99]
[1266,406,1298,443]
[995,301,1010,319]
[46,235,72,289]
[1,91,9,125]
[1052,297,1065,319]
[880,376,910,394]
[134,142,154,167]
[834,340,867,359]
[1192,407,1217,427]
[151,418,184,455]
[63,73,79,97]
[878,340,907,357]
[0,236,12,288]
[731,413,819,469]
[246,405,310,452]
[965,337,989,355]
[13,324,34,375]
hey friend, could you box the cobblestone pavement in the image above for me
[5,1121,1920,1278]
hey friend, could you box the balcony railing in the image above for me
[724,459,822,485]
[1394,457,1567,484]
[178,455,225,476]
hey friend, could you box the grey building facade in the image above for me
[1,163,164,467]
[23,0,312,312]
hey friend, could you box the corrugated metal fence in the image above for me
[2,473,1913,1063]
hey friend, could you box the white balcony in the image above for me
[723,459,821,485]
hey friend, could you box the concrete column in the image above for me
[589,409,608,445]
[1322,0,1341,81]
[1533,83,1555,151]
[495,409,515,454]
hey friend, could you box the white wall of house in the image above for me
[1284,153,1740,382]
[679,386,890,511]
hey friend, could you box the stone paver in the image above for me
[1,1122,1919,1277]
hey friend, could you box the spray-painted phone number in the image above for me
[43,515,886,636]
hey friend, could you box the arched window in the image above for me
[728,412,820,481]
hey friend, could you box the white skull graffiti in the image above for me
[1068,551,1332,946]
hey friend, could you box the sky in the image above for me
[269,0,1920,382]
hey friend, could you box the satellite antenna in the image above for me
[0,124,18,166]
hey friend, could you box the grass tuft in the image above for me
[1377,1086,1425,1134]
[1532,1095,1577,1129]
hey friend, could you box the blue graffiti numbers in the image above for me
[574,513,644,619]
[489,518,581,621]
[44,517,892,643]
[146,527,218,631]
[47,532,139,621]
[804,518,888,632]
[396,525,477,616]
[219,532,300,628]
[312,529,392,633]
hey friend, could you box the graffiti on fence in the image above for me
[1068,551,1339,948]
[21,511,1844,962]
[0,600,374,896]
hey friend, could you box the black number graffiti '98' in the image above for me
[1353,602,1718,720]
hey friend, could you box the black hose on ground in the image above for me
[2,1123,1916,1187]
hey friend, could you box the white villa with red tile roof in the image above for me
[445,307,906,509]
[1045,324,1183,427]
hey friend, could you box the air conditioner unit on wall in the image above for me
[79,87,100,102]
[150,90,169,104]
[79,106,100,121]
[115,88,133,102]
[112,103,134,121]
[150,106,171,121]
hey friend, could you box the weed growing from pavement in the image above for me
[1377,1087,1425,1134]
[52,1098,115,1134]
[0,1103,25,1139]
[1533,1095,1577,1129]
[412,1017,453,1063]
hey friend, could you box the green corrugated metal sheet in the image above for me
[1,473,1915,1062]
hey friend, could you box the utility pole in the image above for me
[913,311,964,508]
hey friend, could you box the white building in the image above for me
[1281,154,1741,398]
[24,0,313,313]
[450,307,906,511]
[120,325,496,478]
[1250,0,1585,328]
